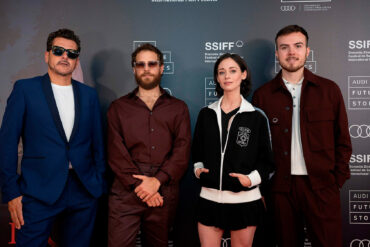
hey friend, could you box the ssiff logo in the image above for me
[204,40,244,63]
[275,49,316,73]
[205,40,244,51]
[133,41,174,74]
[350,154,370,163]
[236,127,251,148]
[349,40,370,49]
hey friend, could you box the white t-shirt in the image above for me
[51,83,75,141]
[283,77,308,175]
[51,83,75,169]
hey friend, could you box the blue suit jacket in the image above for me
[0,73,105,205]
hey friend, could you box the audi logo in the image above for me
[350,239,370,247]
[280,5,296,11]
[349,125,370,138]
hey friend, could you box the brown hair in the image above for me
[214,53,252,98]
[131,43,164,67]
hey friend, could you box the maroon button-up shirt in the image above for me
[107,87,191,190]
[252,69,352,192]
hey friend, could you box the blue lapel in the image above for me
[70,79,80,143]
[41,73,80,144]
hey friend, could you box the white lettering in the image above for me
[205,42,235,51]
[350,154,370,163]
[353,193,369,199]
[349,40,370,49]
[352,79,368,85]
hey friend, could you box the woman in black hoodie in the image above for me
[192,53,274,247]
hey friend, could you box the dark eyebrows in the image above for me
[218,66,238,71]
[278,42,304,48]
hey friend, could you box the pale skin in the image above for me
[275,31,310,84]
[8,37,79,229]
[196,58,256,247]
[132,50,165,207]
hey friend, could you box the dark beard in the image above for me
[135,72,161,90]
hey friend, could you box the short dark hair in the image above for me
[214,53,252,98]
[275,25,309,49]
[131,43,164,67]
[46,29,81,52]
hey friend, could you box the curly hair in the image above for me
[46,28,81,52]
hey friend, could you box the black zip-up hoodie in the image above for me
[192,96,274,193]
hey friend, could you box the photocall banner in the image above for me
[0,0,369,246]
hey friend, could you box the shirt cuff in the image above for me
[155,170,170,185]
[129,180,142,191]
[194,162,204,179]
[246,170,261,187]
[2,177,22,203]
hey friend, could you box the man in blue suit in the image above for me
[0,29,105,246]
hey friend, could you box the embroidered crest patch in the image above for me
[236,127,251,147]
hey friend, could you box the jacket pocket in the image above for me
[200,170,217,188]
[306,109,335,151]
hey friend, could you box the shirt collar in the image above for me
[127,87,171,99]
[271,68,320,92]
[208,95,255,113]
[282,77,304,86]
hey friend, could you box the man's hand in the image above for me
[133,175,161,201]
[8,196,24,229]
[229,173,252,187]
[145,192,164,207]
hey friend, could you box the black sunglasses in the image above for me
[51,46,80,59]
[134,61,160,69]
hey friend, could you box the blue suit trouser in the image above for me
[16,169,98,247]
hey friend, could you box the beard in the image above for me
[135,72,161,90]
[279,56,307,73]
[49,60,76,76]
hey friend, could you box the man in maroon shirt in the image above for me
[107,44,191,247]
[252,25,352,247]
